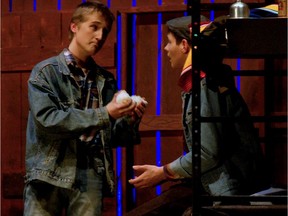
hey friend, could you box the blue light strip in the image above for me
[131,13,137,203]
[33,0,36,11]
[236,58,241,91]
[116,148,122,216]
[116,13,123,216]
[155,9,162,196]
[117,15,122,88]
[210,10,215,21]
[127,0,138,205]
[183,0,188,16]
[156,131,162,195]
[210,0,215,21]
[9,0,12,12]
[131,15,137,95]
[57,0,61,10]
[156,13,162,115]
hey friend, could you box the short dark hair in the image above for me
[68,1,115,40]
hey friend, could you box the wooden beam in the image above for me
[139,114,182,131]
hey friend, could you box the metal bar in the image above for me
[188,0,202,215]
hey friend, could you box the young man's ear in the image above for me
[70,23,78,34]
[180,39,190,54]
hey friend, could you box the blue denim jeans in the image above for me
[23,168,104,216]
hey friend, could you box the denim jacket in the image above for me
[25,49,140,194]
[169,76,266,195]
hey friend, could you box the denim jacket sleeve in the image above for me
[28,59,110,140]
[168,83,223,178]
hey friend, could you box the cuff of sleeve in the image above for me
[163,164,178,180]
[96,107,111,128]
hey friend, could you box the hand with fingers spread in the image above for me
[128,165,166,188]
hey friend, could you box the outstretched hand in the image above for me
[128,165,166,188]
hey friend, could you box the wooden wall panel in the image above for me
[39,12,62,46]
[21,12,41,49]
[162,0,187,5]
[36,0,58,11]
[20,0,35,12]
[1,199,24,216]
[137,0,161,7]
[1,73,25,171]
[1,14,21,48]
[8,0,35,12]
[61,0,84,10]
[111,0,132,8]
[161,12,185,115]
[135,13,159,114]
[1,0,10,13]
[61,11,72,47]
[1,1,286,215]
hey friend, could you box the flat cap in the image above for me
[166,15,210,41]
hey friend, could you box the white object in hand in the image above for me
[131,95,148,105]
[116,90,131,104]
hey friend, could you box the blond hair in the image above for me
[68,1,115,41]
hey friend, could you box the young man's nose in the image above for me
[95,29,104,40]
[164,44,168,51]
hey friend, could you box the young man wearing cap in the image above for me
[127,15,267,215]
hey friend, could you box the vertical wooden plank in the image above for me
[1,199,24,216]
[161,12,183,115]
[23,0,35,12]
[1,14,21,48]
[39,12,62,46]
[1,73,23,171]
[1,0,10,13]
[137,0,160,7]
[61,0,82,10]
[162,0,186,5]
[119,12,128,89]
[21,12,41,47]
[9,0,35,12]
[110,0,131,8]
[36,0,58,11]
[135,13,158,114]
[10,0,25,12]
[61,11,72,46]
